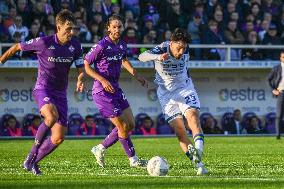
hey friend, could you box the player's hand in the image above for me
[272,89,280,96]
[158,53,169,61]
[100,78,115,93]
[76,80,85,93]
[0,58,4,65]
[136,75,149,88]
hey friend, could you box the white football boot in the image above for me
[188,144,208,175]
[91,145,105,167]
[129,156,148,168]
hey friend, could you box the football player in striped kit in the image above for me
[139,28,208,175]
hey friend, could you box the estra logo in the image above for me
[0,88,34,102]
[0,89,9,102]
[219,88,265,101]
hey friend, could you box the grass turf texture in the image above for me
[0,137,284,189]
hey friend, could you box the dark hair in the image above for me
[55,9,76,26]
[143,116,152,121]
[170,28,191,43]
[251,2,260,8]
[13,31,21,38]
[125,27,136,36]
[106,14,123,28]
[85,115,94,120]
[8,116,16,121]
[233,109,241,114]
[32,115,41,121]
[249,116,258,124]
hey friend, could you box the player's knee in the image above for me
[175,132,187,142]
[187,109,198,117]
[44,114,58,126]
[186,109,199,121]
[51,137,64,145]
[42,104,59,126]
[118,129,128,138]
[127,122,135,131]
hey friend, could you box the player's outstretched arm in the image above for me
[138,50,160,62]
[122,58,148,88]
[0,43,22,64]
[138,50,169,62]
[84,60,115,93]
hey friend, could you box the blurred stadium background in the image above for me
[1,0,284,188]
[0,0,283,137]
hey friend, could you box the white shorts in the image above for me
[157,86,200,123]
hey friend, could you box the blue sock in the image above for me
[185,151,193,160]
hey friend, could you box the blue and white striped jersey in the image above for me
[139,41,191,91]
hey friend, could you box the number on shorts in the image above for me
[185,94,197,104]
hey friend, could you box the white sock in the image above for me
[195,140,204,154]
[197,161,204,168]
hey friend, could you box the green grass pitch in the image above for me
[0,137,284,189]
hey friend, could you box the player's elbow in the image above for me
[127,122,135,132]
[138,53,145,62]
[14,43,22,51]
[85,67,93,78]
[84,61,92,75]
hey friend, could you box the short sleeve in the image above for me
[122,43,127,59]
[149,43,165,55]
[184,46,190,54]
[20,37,44,52]
[74,44,84,68]
[183,46,190,61]
[84,44,103,65]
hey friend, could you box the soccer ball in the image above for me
[147,156,169,176]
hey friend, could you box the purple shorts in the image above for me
[92,88,130,118]
[33,89,68,126]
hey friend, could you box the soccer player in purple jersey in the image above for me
[84,15,148,168]
[0,10,84,175]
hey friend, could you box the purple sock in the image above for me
[26,122,50,164]
[34,137,57,164]
[101,127,118,149]
[119,137,135,158]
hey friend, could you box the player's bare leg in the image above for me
[169,118,199,163]
[92,107,147,168]
[169,117,192,153]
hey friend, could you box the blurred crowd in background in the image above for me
[0,109,277,137]
[0,0,282,137]
[1,0,284,60]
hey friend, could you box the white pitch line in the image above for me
[96,173,278,181]
[4,172,282,181]
[51,172,282,181]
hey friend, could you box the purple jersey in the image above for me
[20,35,83,92]
[84,36,127,93]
